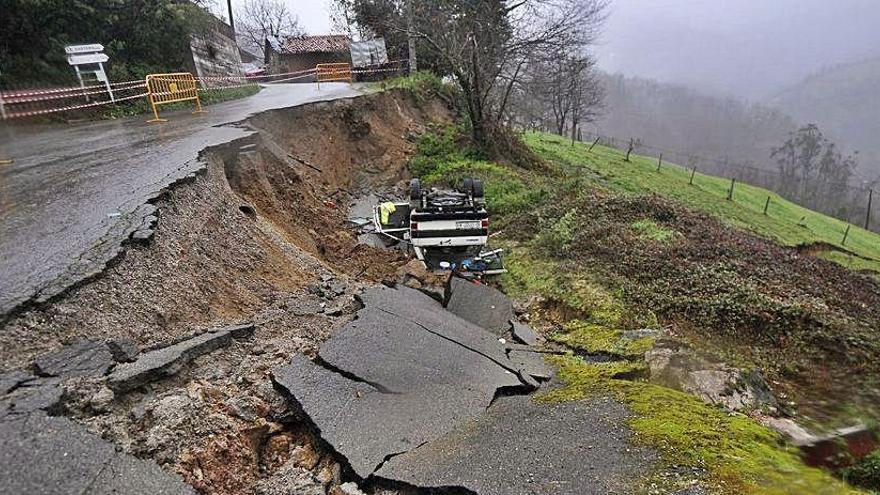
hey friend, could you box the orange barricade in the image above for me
[315,63,353,89]
[144,72,205,123]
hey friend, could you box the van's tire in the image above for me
[472,179,484,198]
[463,177,474,194]
[410,178,422,200]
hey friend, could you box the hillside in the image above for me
[415,123,880,494]
[770,57,880,174]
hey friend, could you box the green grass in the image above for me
[524,132,880,273]
[541,355,869,495]
[631,218,679,243]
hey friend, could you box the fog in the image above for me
[595,0,880,100]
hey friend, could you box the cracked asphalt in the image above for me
[0,82,363,316]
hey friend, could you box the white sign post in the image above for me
[65,44,114,102]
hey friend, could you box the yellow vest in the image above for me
[379,202,397,225]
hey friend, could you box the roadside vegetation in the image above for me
[403,98,880,492]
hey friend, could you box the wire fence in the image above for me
[580,130,879,236]
[0,60,408,121]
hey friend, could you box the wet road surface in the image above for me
[0,83,362,316]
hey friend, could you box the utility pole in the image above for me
[867,189,874,231]
[406,1,417,73]
[227,0,234,31]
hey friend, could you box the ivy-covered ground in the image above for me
[409,118,880,494]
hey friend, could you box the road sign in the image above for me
[65,44,104,55]
[67,53,109,66]
[64,44,114,102]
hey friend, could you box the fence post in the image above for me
[0,90,6,120]
[763,196,771,215]
[842,224,851,246]
[727,177,736,201]
[588,136,599,152]
[689,167,696,185]
[866,189,874,231]
[656,153,662,172]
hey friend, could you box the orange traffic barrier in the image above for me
[315,63,353,89]
[145,72,205,123]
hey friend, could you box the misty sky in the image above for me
[213,0,880,101]
[595,0,880,100]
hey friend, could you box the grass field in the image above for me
[524,132,880,274]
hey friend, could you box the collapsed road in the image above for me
[0,88,654,494]
[274,284,654,494]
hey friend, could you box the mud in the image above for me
[0,89,453,494]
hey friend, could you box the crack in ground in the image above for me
[372,307,528,384]
[310,354,400,395]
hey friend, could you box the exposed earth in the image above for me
[0,89,656,495]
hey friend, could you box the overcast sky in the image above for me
[212,0,880,101]
[595,0,880,100]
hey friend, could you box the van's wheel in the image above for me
[410,178,422,200]
[472,179,484,198]
[463,177,474,194]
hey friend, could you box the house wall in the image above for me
[268,51,351,82]
[188,20,243,87]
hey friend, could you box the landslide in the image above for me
[0,88,452,371]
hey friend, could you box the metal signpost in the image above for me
[65,44,114,102]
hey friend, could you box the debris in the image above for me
[107,338,140,363]
[330,482,367,495]
[287,295,324,316]
[33,338,114,379]
[0,412,196,494]
[107,324,254,392]
[1,379,64,416]
[273,286,526,479]
[507,349,553,381]
[0,370,33,395]
[446,277,515,335]
[510,319,538,346]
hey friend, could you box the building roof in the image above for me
[279,35,351,55]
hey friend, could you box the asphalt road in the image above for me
[0,82,362,316]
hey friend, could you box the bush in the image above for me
[842,449,880,490]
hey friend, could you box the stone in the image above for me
[291,443,320,470]
[445,277,514,335]
[88,386,116,413]
[107,338,140,363]
[288,296,324,316]
[510,319,538,345]
[33,338,114,379]
[646,343,778,412]
[108,324,254,392]
[0,412,196,494]
[331,482,367,495]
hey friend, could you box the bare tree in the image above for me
[236,0,305,60]
[409,0,607,152]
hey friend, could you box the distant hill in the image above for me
[770,57,880,177]
[592,73,797,175]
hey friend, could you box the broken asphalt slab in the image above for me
[108,323,254,392]
[375,394,655,495]
[510,319,539,346]
[445,277,514,335]
[0,412,195,495]
[273,286,530,479]
[33,338,114,379]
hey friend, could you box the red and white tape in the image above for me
[3,92,149,119]
[0,79,144,99]
[4,82,146,104]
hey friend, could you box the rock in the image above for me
[107,338,140,363]
[325,295,359,317]
[761,417,818,446]
[445,277,514,335]
[131,229,154,243]
[621,328,663,340]
[108,324,254,392]
[291,443,320,470]
[88,386,116,413]
[0,412,196,494]
[254,462,324,495]
[645,343,778,412]
[33,338,114,379]
[225,397,257,422]
[331,482,367,495]
[507,349,553,381]
[510,320,538,346]
[288,296,324,316]
[326,279,347,297]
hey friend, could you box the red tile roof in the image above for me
[280,35,351,54]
